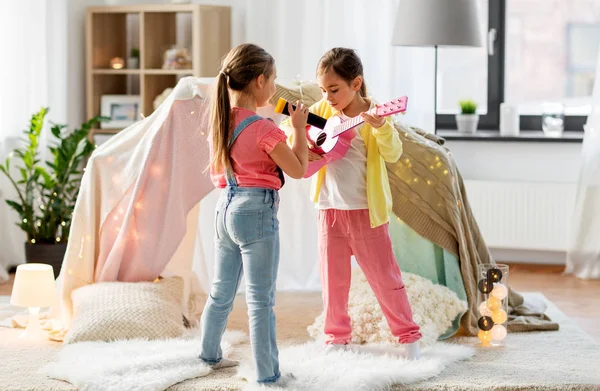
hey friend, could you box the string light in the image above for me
[56,237,61,242]
[478,316,493,331]
[53,192,57,197]
[487,296,502,311]
[443,169,448,175]
[36,221,41,227]
[30,239,36,244]
[478,278,493,293]
[22,218,28,223]
[492,309,508,324]
[61,221,66,227]
[491,283,508,300]
[478,329,492,345]
[478,301,492,317]
[491,325,507,341]
[40,205,45,210]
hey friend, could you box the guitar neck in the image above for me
[330,96,407,138]
[331,116,365,138]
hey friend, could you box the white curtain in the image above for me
[565,49,600,280]
[0,1,51,279]
[244,0,435,131]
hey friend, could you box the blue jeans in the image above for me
[200,187,281,384]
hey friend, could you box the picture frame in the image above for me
[100,95,142,129]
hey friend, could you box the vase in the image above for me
[476,263,509,346]
[24,243,67,279]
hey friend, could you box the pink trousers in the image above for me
[318,209,422,344]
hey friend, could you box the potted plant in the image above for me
[128,47,140,69]
[456,99,479,133]
[0,108,103,278]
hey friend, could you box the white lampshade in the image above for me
[10,263,57,308]
[391,0,484,47]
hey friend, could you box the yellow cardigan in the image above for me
[283,98,403,227]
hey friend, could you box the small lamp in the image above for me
[10,263,57,340]
[110,57,125,70]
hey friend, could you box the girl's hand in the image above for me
[289,100,309,130]
[361,104,385,128]
[308,149,322,162]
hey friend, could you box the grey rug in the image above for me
[1,293,599,390]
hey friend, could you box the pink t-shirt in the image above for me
[210,107,288,190]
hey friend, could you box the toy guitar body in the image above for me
[273,96,408,178]
[303,116,354,177]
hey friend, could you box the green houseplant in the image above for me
[0,107,103,277]
[456,99,479,133]
[128,47,140,69]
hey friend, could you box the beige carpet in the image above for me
[1,293,599,390]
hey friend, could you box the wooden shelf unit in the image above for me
[86,4,231,139]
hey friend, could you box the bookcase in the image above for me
[86,4,231,140]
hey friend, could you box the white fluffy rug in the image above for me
[43,328,473,391]
[42,330,247,391]
[239,342,474,391]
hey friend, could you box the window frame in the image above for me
[435,0,587,133]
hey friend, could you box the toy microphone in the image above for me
[274,97,327,129]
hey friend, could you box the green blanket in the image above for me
[389,214,467,339]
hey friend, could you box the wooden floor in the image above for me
[2,263,599,342]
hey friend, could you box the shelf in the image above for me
[144,69,194,75]
[92,69,141,75]
[437,129,584,143]
[88,4,200,14]
[91,128,121,135]
[86,4,231,135]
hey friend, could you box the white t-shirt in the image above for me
[317,103,374,210]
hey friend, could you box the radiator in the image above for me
[464,180,577,251]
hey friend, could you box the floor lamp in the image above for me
[391,0,484,131]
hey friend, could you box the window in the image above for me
[436,0,503,130]
[436,0,600,132]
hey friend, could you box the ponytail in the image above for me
[210,71,232,173]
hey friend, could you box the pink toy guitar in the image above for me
[274,96,408,178]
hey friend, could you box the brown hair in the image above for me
[210,43,275,173]
[316,47,367,97]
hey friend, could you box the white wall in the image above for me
[446,140,582,183]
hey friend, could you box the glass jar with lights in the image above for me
[476,263,509,346]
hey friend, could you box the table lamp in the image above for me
[10,263,57,340]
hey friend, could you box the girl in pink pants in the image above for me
[286,48,422,359]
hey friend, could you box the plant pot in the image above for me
[24,243,67,279]
[455,114,479,133]
[127,57,139,69]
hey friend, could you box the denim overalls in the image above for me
[200,115,282,383]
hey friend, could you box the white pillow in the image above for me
[308,268,467,347]
[64,277,188,344]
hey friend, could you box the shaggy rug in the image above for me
[42,329,473,391]
[238,342,473,390]
[42,330,247,391]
